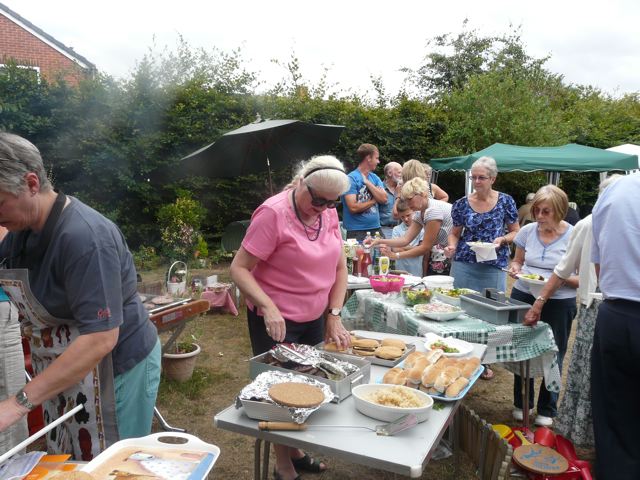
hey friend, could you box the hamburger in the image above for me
[351,338,380,356]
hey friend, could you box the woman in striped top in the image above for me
[373,177,453,275]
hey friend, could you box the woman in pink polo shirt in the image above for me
[230,155,351,480]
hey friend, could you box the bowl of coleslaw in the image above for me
[413,301,463,321]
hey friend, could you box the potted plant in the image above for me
[167,261,188,296]
[162,336,201,382]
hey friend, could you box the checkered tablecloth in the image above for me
[342,289,561,392]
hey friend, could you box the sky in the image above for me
[6,0,640,97]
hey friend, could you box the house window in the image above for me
[0,64,41,82]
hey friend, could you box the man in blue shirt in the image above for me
[341,144,387,242]
[590,173,640,480]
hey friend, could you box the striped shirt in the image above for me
[412,198,454,248]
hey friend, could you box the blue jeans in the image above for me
[511,288,576,417]
[450,261,506,293]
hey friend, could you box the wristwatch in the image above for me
[15,388,35,411]
[328,307,342,316]
[535,295,547,304]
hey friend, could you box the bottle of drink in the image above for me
[360,247,372,278]
[364,231,373,246]
[372,232,382,275]
[355,245,364,277]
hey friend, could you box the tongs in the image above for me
[272,344,355,380]
[258,413,418,436]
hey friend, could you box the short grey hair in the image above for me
[471,156,498,178]
[0,133,52,194]
[599,174,623,194]
[525,193,535,203]
[286,155,350,197]
[383,161,402,178]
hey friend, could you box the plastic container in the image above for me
[460,293,530,325]
[369,275,405,293]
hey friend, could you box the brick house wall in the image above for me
[0,7,94,86]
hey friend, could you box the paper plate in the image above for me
[466,241,495,249]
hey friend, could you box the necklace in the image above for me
[291,189,322,241]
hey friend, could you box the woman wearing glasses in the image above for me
[444,156,519,293]
[230,155,351,480]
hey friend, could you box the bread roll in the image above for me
[424,349,444,365]
[381,338,406,351]
[324,341,347,352]
[352,338,380,349]
[383,367,408,385]
[406,357,429,384]
[434,369,458,393]
[435,357,456,368]
[443,366,461,379]
[404,351,428,369]
[461,362,479,379]
[375,345,404,360]
[445,377,469,398]
[421,364,442,388]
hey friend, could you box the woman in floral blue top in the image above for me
[444,156,519,293]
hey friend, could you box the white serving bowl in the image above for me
[413,303,464,322]
[422,275,454,290]
[352,384,434,423]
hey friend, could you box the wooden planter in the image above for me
[162,343,201,382]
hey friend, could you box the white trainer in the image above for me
[512,408,534,421]
[534,415,553,427]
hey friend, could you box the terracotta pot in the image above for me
[162,343,201,382]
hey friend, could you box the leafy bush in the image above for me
[158,194,206,260]
[132,245,161,271]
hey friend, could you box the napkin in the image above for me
[0,452,46,480]
[470,244,497,262]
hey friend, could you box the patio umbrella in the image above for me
[181,119,345,193]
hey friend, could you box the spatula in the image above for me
[258,413,418,436]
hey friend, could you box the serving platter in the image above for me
[427,364,485,402]
[423,333,474,358]
[315,339,416,368]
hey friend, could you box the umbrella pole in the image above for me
[267,157,274,195]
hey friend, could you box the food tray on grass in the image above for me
[315,338,416,368]
[249,350,370,402]
[427,364,485,402]
[81,432,220,480]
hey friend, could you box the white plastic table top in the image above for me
[214,330,486,478]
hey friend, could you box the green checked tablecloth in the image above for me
[342,289,561,392]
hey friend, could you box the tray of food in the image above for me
[317,336,416,368]
[81,432,220,480]
[249,345,370,402]
[238,371,334,422]
[423,332,474,357]
[433,288,478,307]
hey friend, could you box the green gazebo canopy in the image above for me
[430,143,638,172]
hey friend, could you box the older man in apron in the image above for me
[0,133,160,460]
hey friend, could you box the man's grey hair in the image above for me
[471,156,498,178]
[0,133,52,194]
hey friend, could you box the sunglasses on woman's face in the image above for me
[306,183,338,208]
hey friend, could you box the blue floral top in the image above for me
[451,192,518,269]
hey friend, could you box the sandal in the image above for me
[480,366,494,380]
[291,452,327,473]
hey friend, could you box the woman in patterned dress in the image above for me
[444,156,519,379]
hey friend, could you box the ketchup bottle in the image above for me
[360,247,372,278]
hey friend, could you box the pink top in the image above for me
[242,189,343,322]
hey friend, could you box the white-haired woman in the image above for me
[373,177,453,275]
[231,155,352,480]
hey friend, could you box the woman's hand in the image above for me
[325,314,351,349]
[444,245,456,258]
[263,304,287,343]
[507,261,521,278]
[379,244,393,257]
[493,236,504,249]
